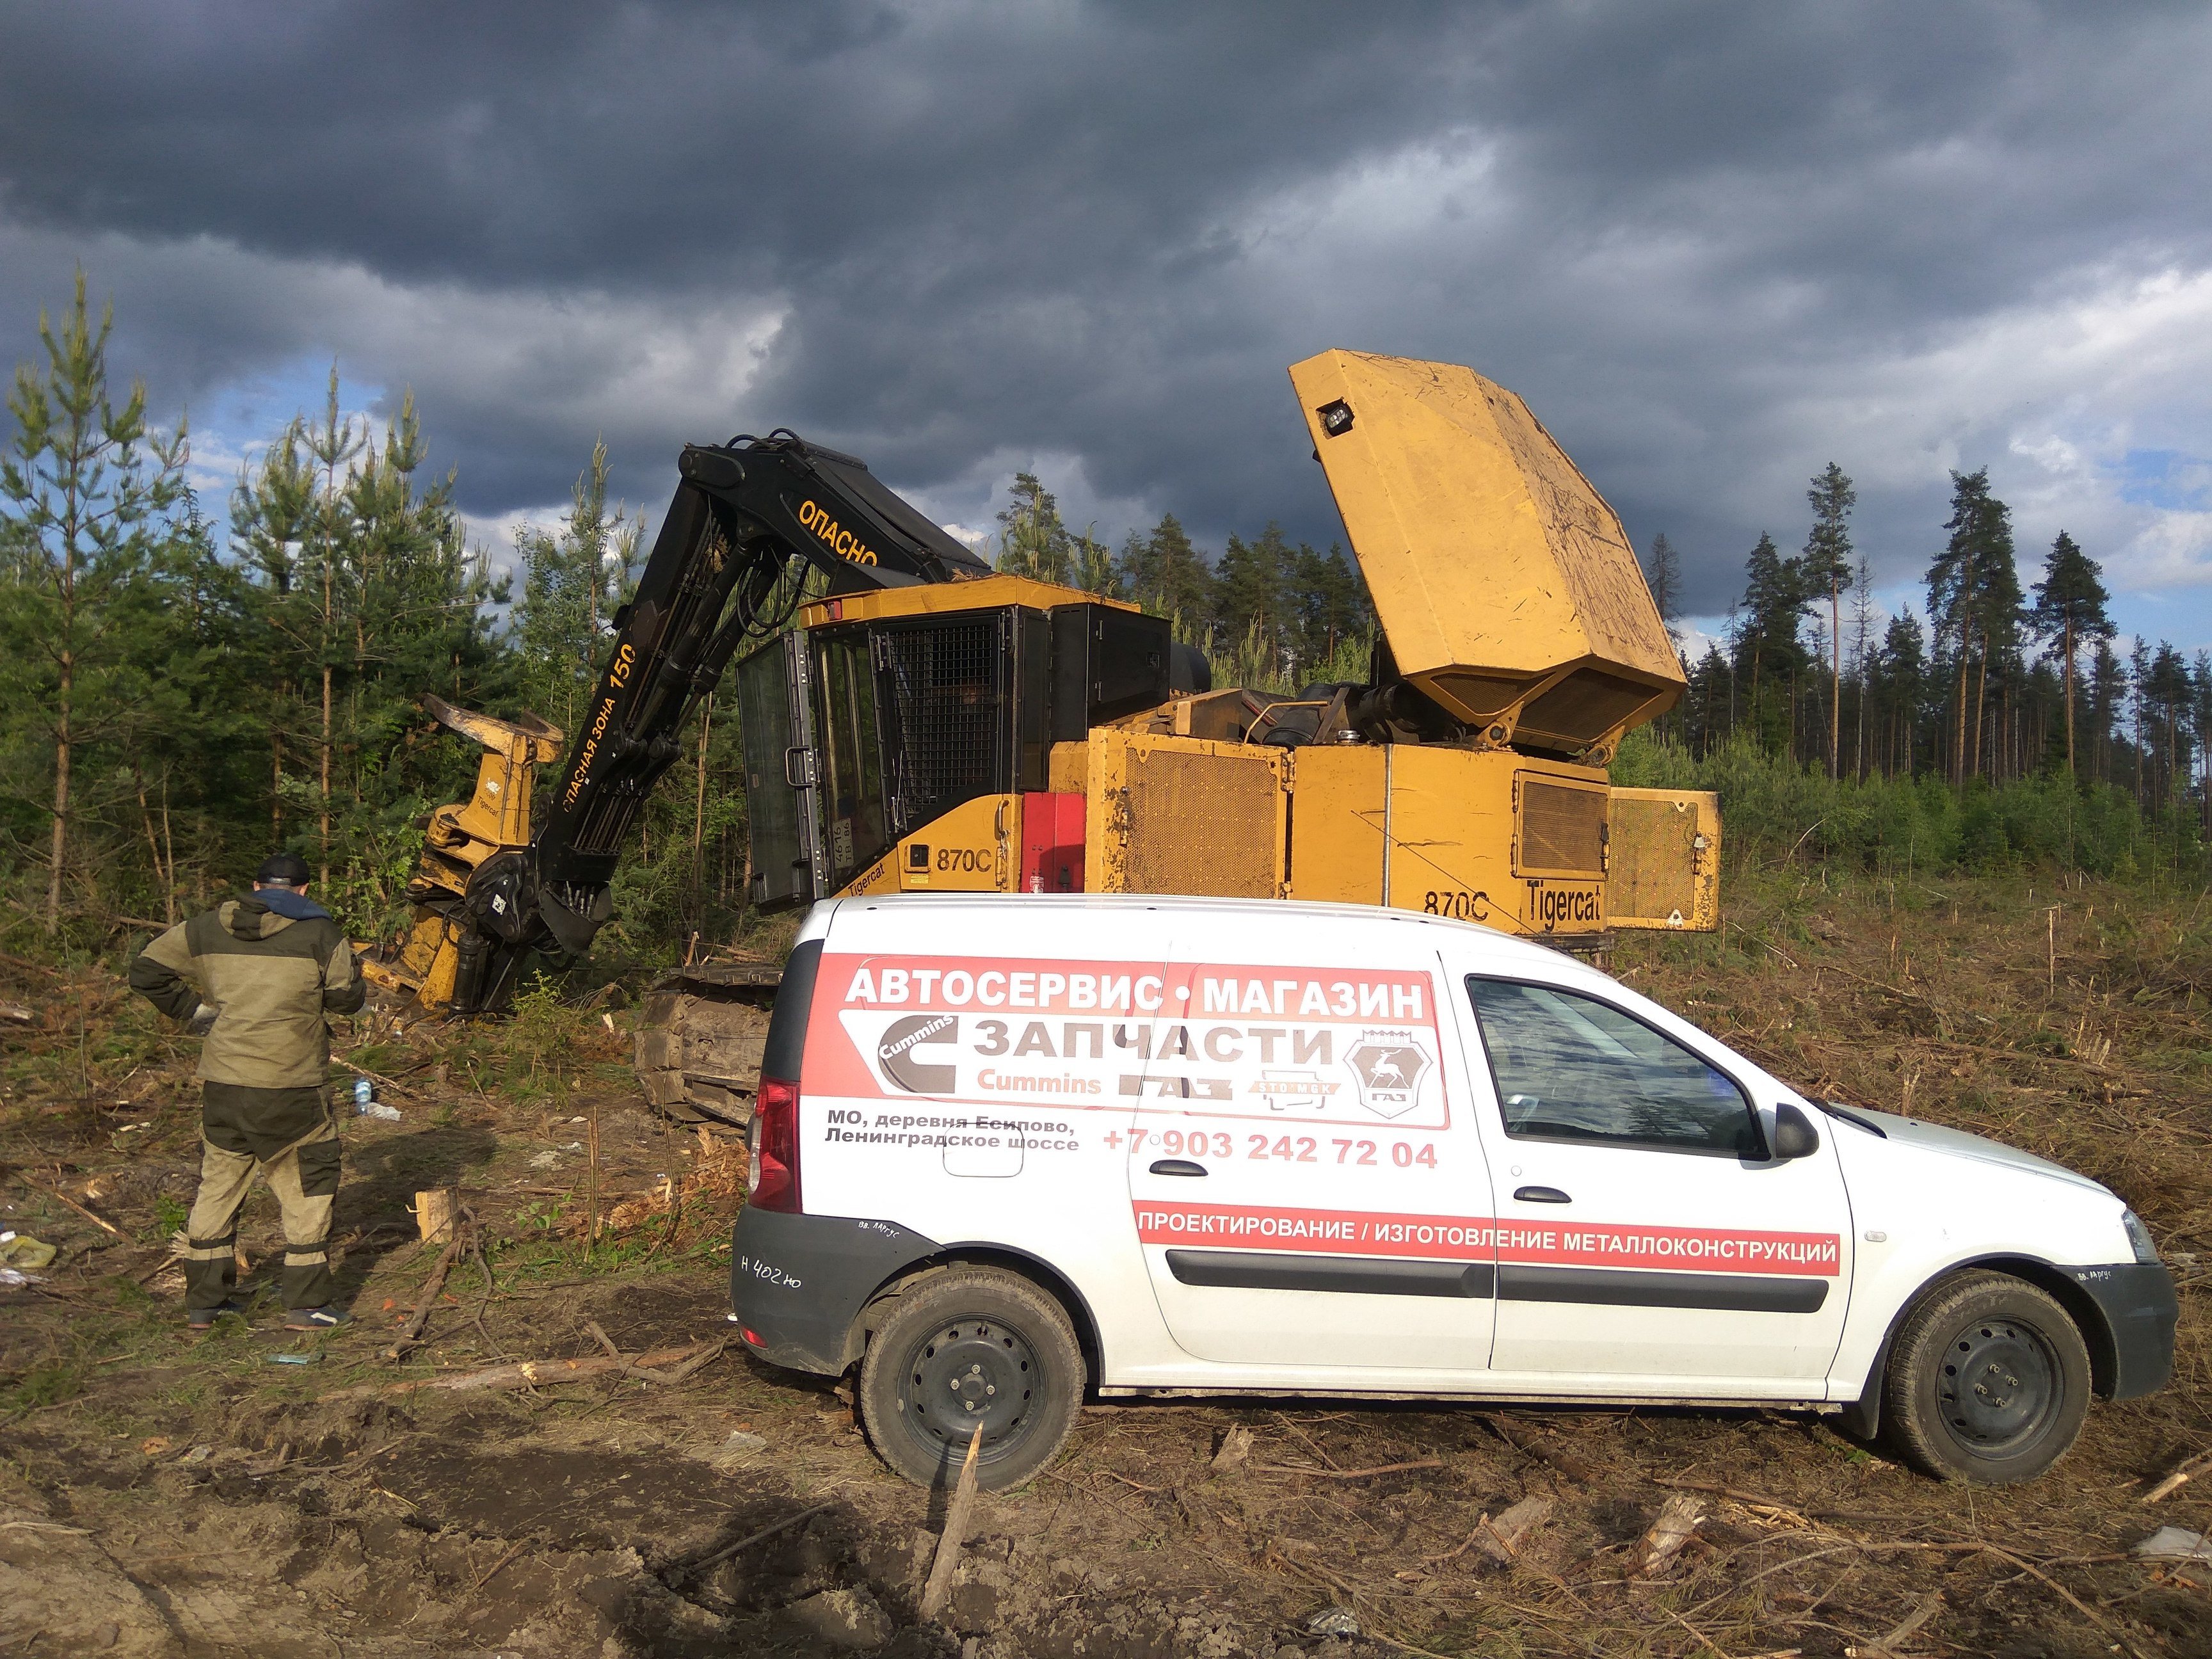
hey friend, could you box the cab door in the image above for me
[736,633,826,908]
[1126,953,1496,1374]
[1455,972,1852,1395]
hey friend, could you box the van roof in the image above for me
[828,893,1600,979]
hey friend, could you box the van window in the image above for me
[1465,978,1759,1157]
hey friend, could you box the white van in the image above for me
[732,896,2175,1490]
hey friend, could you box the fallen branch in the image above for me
[383,1226,468,1362]
[1254,1458,1444,1480]
[686,1499,837,1576]
[2144,1445,2212,1504]
[1484,1416,1596,1483]
[10,1173,125,1239]
[471,1538,530,1591]
[1861,1589,1944,1656]
[332,1338,716,1399]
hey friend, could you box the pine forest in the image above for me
[3,279,2205,971]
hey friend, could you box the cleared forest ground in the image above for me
[2,869,2208,1658]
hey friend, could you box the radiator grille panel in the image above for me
[881,620,1002,833]
[1119,747,1280,897]
[1518,778,1607,876]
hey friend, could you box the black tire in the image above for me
[858,1267,1084,1493]
[1880,1270,2091,1484]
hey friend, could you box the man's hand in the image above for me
[188,1003,217,1037]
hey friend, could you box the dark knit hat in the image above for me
[255,851,312,886]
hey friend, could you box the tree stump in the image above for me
[414,1187,458,1244]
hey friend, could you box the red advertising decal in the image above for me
[803,954,1450,1128]
[1133,1201,1841,1276]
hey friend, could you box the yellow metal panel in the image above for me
[1381,747,1531,929]
[1287,350,1683,753]
[1283,745,1385,906]
[1607,787,1721,931]
[840,794,1016,898]
[1086,731,1285,897]
[1048,740,1089,795]
[800,573,1139,629]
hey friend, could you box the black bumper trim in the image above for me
[731,1208,941,1375]
[2067,1262,2179,1400]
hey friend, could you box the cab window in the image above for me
[1465,977,1761,1157]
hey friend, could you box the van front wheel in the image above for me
[1881,1270,2090,1484]
[858,1267,1084,1492]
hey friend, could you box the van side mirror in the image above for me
[1770,1102,1821,1161]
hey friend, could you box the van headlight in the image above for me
[2122,1208,2160,1265]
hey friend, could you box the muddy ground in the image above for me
[3,870,2209,1658]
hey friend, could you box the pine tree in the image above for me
[1876,611,1927,776]
[2028,531,2112,781]
[1849,553,1876,780]
[1116,513,1211,636]
[1290,541,1372,677]
[300,367,367,886]
[2087,638,2126,787]
[0,271,186,931]
[1068,525,1119,598]
[515,439,642,734]
[1734,533,1804,752]
[1928,469,2021,783]
[993,472,1070,585]
[1803,463,1855,776]
[2145,642,2192,812]
[230,420,317,845]
[1211,523,1292,662]
[1642,533,1684,659]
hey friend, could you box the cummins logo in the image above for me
[877,1013,959,1093]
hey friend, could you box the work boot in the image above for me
[283,1306,349,1331]
[186,1299,249,1330]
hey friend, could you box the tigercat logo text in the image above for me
[797,499,879,566]
[1532,885,1603,929]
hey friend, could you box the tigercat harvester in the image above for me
[366,351,1719,1123]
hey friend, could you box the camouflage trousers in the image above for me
[182,1083,342,1310]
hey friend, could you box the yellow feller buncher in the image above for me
[365,351,1719,1123]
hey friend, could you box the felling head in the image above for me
[1290,349,1684,759]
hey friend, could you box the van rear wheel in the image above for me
[1881,1270,2090,1484]
[858,1267,1084,1492]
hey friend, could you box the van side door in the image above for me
[1125,954,1496,1374]
[1458,973,1853,1395]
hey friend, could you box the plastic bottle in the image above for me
[353,1077,401,1121]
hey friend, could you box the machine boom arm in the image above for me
[442,432,988,1012]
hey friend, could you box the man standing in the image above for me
[129,853,365,1329]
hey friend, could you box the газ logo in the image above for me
[1346,1033,1429,1119]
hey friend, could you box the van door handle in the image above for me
[1513,1185,1572,1203]
[1150,1160,1208,1177]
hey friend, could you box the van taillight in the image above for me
[749,1076,803,1213]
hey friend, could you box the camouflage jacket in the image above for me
[129,892,365,1089]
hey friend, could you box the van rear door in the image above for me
[1126,950,1496,1374]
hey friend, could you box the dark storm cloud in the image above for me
[4,1,2210,618]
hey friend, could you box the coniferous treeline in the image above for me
[0,284,1377,954]
[1656,463,2211,830]
[989,472,1376,689]
[8,280,2199,954]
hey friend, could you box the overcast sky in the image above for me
[4,1,2209,653]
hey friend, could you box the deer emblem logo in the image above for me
[1347,1034,1429,1119]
